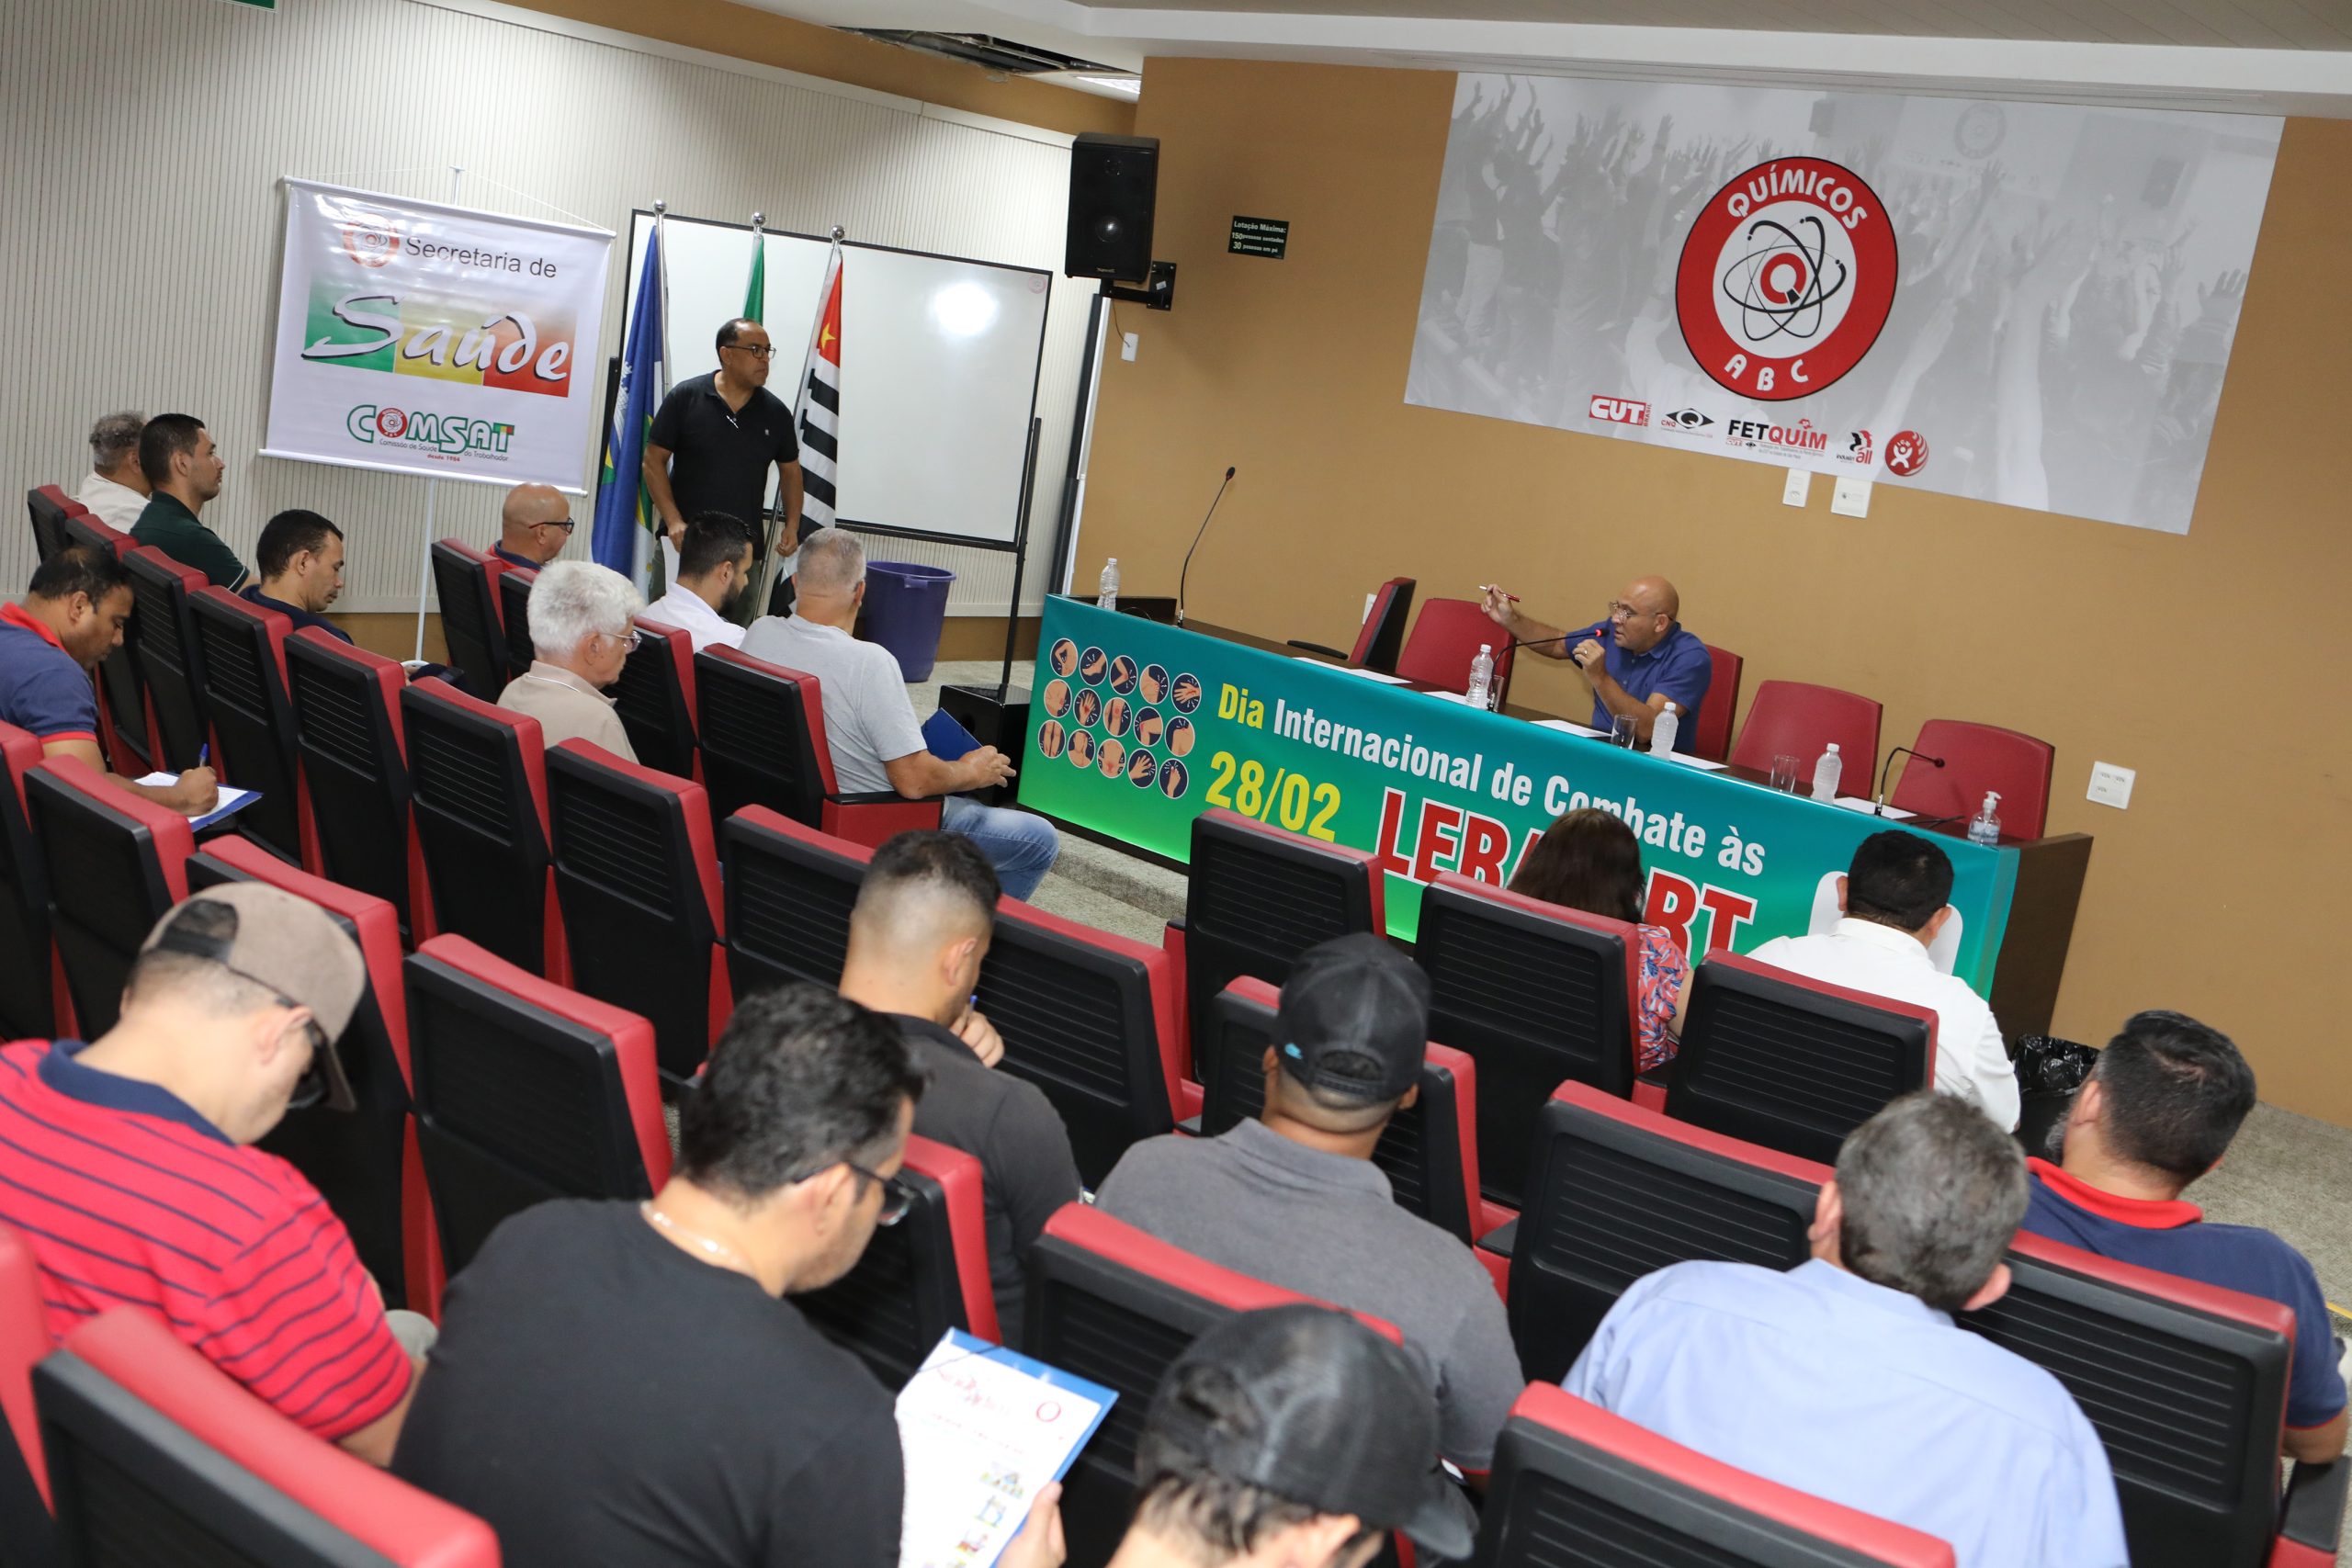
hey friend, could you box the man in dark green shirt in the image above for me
[130,413,247,591]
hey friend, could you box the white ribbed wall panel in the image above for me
[0,0,1088,616]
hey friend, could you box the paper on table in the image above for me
[1420,689,1476,705]
[1534,718,1608,738]
[1295,659,1410,684]
[1831,796,1915,818]
[1660,752,1731,772]
[134,773,261,832]
[896,1330,1116,1568]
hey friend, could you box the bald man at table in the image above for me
[1480,575,1711,751]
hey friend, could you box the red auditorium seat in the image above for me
[1965,1232,2348,1568]
[544,740,729,1092]
[121,547,213,772]
[1668,953,1938,1165]
[286,628,432,944]
[1891,718,2055,839]
[613,615,699,780]
[1395,594,1515,699]
[1504,1082,1827,1383]
[0,1219,53,1537]
[35,1308,499,1568]
[55,509,153,779]
[719,806,872,996]
[1727,679,1881,782]
[1414,872,1641,1216]
[1287,575,1417,673]
[1689,640,1743,762]
[401,677,569,983]
[0,722,71,1039]
[427,538,511,700]
[495,563,536,682]
[187,587,310,867]
[795,1134,1001,1389]
[694,645,942,848]
[978,893,1193,1189]
[23,756,193,1038]
[1024,1202,1404,1568]
[403,934,670,1279]
[1170,807,1383,1075]
[1469,1383,1955,1567]
[184,837,439,1319]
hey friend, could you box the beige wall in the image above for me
[1080,59,2352,1127]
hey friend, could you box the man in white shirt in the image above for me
[1748,830,2020,1129]
[741,529,1059,898]
[73,411,150,530]
[497,560,642,762]
[644,512,752,653]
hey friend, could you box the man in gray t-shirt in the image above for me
[1094,935,1524,1472]
[740,528,1059,898]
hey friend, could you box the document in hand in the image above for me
[896,1329,1116,1568]
[134,773,262,832]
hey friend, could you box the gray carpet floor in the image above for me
[914,659,2352,1551]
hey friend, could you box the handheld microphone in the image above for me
[1875,747,1945,816]
[1173,466,1237,627]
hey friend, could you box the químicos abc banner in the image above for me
[263,178,614,490]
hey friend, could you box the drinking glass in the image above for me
[1770,754,1802,792]
[1611,715,1639,748]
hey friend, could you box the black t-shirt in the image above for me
[391,1201,903,1568]
[648,373,799,544]
[892,1015,1083,1348]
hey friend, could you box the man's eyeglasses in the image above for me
[1606,599,1660,622]
[533,517,577,534]
[602,627,644,654]
[841,1161,913,1227]
[724,344,779,360]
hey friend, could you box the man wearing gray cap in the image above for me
[0,886,425,1464]
[1095,934,1523,1482]
[1009,1304,1474,1568]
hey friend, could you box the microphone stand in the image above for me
[1173,467,1236,627]
[1875,747,1945,816]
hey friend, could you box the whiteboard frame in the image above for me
[627,209,1053,555]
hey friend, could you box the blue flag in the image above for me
[592,226,665,584]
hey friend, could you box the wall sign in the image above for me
[1228,216,1289,259]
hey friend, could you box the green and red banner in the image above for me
[1019,597,2017,989]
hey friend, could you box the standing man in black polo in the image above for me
[643,317,801,615]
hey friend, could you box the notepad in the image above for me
[896,1330,1116,1568]
[135,773,261,832]
[922,708,983,761]
[1297,659,1409,684]
[1533,718,1609,739]
[1832,796,1916,818]
[1661,752,1731,771]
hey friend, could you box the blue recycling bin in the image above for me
[860,560,956,681]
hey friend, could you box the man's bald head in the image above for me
[844,831,1001,1022]
[1611,575,1682,653]
[500,483,571,564]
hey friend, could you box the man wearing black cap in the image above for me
[1095,935,1524,1481]
[0,886,424,1463]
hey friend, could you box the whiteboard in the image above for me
[627,211,1050,546]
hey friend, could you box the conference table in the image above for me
[1014,595,2092,1042]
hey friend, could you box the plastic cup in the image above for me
[1770,754,1802,792]
[1611,715,1639,748]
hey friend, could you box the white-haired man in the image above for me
[742,529,1059,898]
[74,411,151,530]
[498,560,644,761]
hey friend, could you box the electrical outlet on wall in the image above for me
[2087,762,2135,808]
[1781,468,1811,507]
[1120,332,1138,362]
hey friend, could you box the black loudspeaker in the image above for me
[1065,132,1159,284]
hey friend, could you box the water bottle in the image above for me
[1810,742,1842,801]
[1096,558,1120,611]
[1648,701,1679,755]
[1968,791,2003,846]
[1465,644,1494,710]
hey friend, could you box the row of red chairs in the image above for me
[1298,579,2055,835]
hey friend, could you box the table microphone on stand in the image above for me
[1173,466,1237,627]
[1875,747,1945,816]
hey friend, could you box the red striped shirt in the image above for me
[0,1040,410,1439]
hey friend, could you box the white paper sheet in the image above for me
[1660,752,1731,771]
[1295,659,1409,684]
[1533,718,1608,738]
[1831,796,1915,818]
[134,773,261,832]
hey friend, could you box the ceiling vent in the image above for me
[841,29,1141,98]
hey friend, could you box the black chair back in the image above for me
[694,647,831,827]
[121,548,209,771]
[60,514,153,776]
[1507,1084,1825,1383]
[401,679,556,976]
[24,766,187,1039]
[427,540,509,699]
[719,806,868,998]
[1667,954,1935,1164]
[1416,873,1637,1209]
[614,619,699,780]
[186,591,301,863]
[797,1137,993,1392]
[286,632,417,940]
[496,565,536,681]
[0,730,60,1039]
[26,487,72,563]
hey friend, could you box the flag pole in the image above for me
[762,224,843,611]
[414,164,464,662]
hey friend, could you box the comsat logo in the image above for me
[347,405,514,458]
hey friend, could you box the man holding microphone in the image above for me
[1480,575,1712,750]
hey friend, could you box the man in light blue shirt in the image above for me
[1564,1093,2127,1568]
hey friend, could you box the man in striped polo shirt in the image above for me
[0,886,422,1462]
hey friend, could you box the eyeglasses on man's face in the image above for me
[1606,599,1662,623]
[724,343,779,360]
[533,517,577,535]
[842,1161,913,1226]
